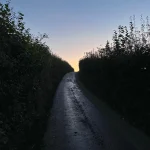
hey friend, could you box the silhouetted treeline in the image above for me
[0,2,73,150]
[79,17,150,136]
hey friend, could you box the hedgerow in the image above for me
[0,1,73,149]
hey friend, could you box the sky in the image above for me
[2,0,150,71]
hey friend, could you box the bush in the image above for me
[0,1,73,149]
[79,17,150,136]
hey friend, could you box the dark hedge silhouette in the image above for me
[0,1,73,150]
[79,16,150,136]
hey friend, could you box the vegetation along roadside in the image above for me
[79,16,150,137]
[0,1,74,150]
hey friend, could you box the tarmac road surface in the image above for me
[43,72,150,150]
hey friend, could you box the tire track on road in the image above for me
[69,86,105,148]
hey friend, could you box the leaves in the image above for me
[0,1,73,149]
[79,17,150,137]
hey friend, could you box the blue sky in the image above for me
[2,0,150,71]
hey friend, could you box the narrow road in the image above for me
[43,72,150,150]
